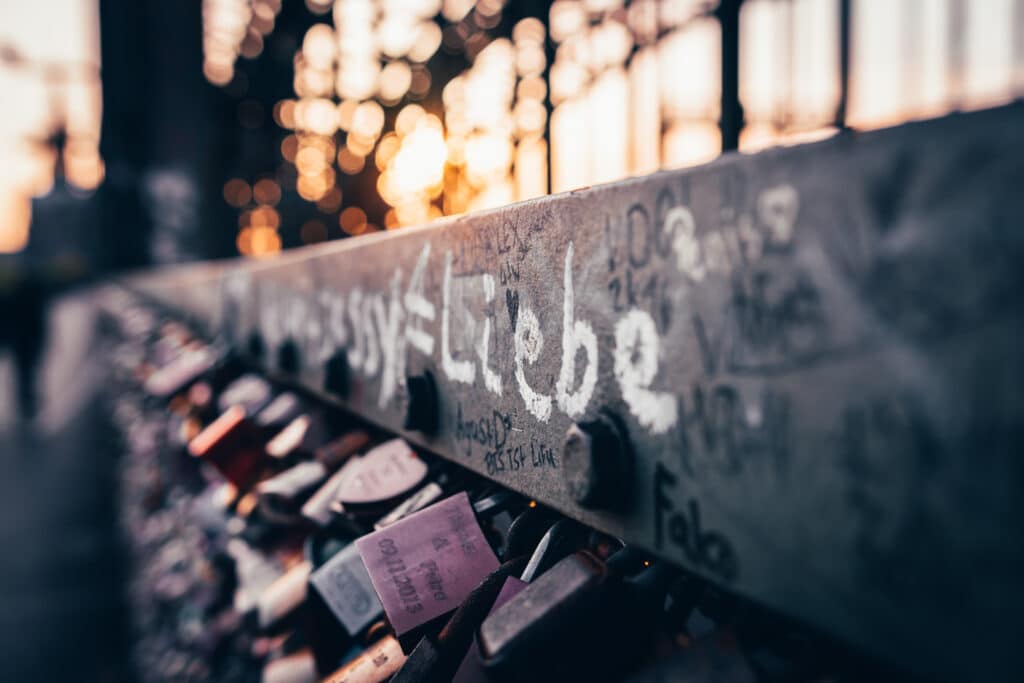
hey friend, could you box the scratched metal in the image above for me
[122,104,1024,681]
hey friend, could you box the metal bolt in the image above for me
[404,371,439,434]
[563,424,596,504]
[561,413,632,510]
[246,331,265,361]
[323,351,350,398]
[277,338,300,374]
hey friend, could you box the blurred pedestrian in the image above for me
[0,269,48,421]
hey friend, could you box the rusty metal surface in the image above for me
[122,104,1024,681]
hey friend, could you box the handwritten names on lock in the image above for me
[356,491,499,636]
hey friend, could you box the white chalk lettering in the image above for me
[555,242,598,418]
[514,307,551,422]
[667,206,704,281]
[347,288,365,370]
[327,291,347,349]
[478,273,502,396]
[311,291,333,362]
[757,184,799,244]
[374,270,405,407]
[614,308,677,434]
[405,243,436,356]
[362,293,381,376]
[441,251,475,384]
[220,185,801,439]
[258,284,282,348]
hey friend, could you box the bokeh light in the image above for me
[200,0,1024,257]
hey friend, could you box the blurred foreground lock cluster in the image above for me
[98,289,893,683]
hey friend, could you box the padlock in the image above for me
[217,373,274,415]
[440,521,588,683]
[518,518,587,582]
[144,345,219,399]
[391,556,528,683]
[478,551,676,682]
[301,456,364,528]
[355,491,503,652]
[260,648,318,683]
[373,482,446,531]
[477,551,608,681]
[306,541,385,673]
[255,560,313,633]
[258,460,330,521]
[330,439,431,517]
[320,635,407,683]
[188,405,266,490]
[264,413,334,462]
[255,391,307,433]
[315,430,371,471]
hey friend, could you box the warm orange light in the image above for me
[395,104,426,137]
[351,101,386,140]
[236,225,281,257]
[375,133,401,172]
[379,61,413,103]
[236,226,253,255]
[280,134,299,162]
[390,124,447,198]
[223,178,252,208]
[336,60,380,101]
[409,21,443,62]
[339,206,368,235]
[65,144,106,192]
[663,121,721,169]
[299,97,340,135]
[297,170,334,201]
[517,75,546,101]
[378,16,417,59]
[550,0,586,43]
[0,192,31,254]
[464,132,511,187]
[253,178,282,206]
[337,148,366,175]
[274,100,297,129]
[250,226,282,257]
[296,146,329,176]
[514,99,547,136]
[513,18,546,46]
[300,219,329,244]
[337,99,360,131]
[303,24,336,70]
[249,205,281,230]
[345,134,376,157]
[515,136,547,200]
[409,64,432,98]
[316,186,343,213]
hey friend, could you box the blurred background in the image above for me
[0,0,1022,679]
[1,0,1022,270]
